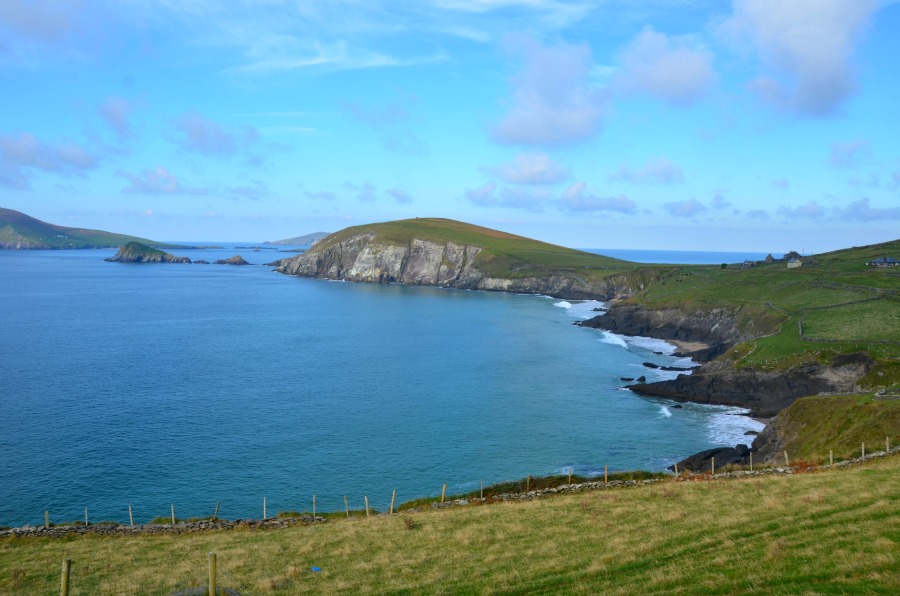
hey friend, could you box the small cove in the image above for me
[0,246,762,526]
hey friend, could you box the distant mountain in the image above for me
[0,207,185,249]
[264,232,331,246]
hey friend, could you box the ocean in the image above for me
[0,245,763,527]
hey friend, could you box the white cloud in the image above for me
[828,139,869,168]
[492,34,607,146]
[345,181,377,202]
[343,98,429,156]
[485,152,569,185]
[0,0,83,41]
[746,209,770,220]
[558,181,636,214]
[664,198,706,217]
[777,200,826,219]
[118,167,206,195]
[305,190,336,201]
[837,197,900,221]
[227,180,268,201]
[710,192,731,208]
[0,131,97,189]
[387,188,413,204]
[465,180,498,205]
[615,26,716,106]
[173,111,258,157]
[100,96,132,139]
[609,157,684,185]
[719,0,878,116]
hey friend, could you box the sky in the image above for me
[1,0,899,251]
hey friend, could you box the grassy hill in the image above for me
[0,207,182,249]
[2,455,897,594]
[622,239,900,375]
[311,217,642,281]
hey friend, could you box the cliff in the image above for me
[105,242,191,263]
[276,219,661,300]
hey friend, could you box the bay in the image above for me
[0,246,761,527]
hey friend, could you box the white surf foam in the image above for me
[658,406,672,418]
[600,331,628,348]
[707,409,765,445]
[553,301,572,309]
[623,335,676,355]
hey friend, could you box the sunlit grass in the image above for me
[3,455,898,594]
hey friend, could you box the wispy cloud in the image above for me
[485,152,569,185]
[0,131,97,189]
[559,181,636,214]
[117,167,207,195]
[609,157,684,185]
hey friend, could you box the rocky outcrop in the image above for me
[671,445,750,473]
[105,242,191,263]
[214,255,250,265]
[578,303,755,361]
[628,352,874,418]
[277,233,658,300]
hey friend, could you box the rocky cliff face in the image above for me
[276,233,657,300]
[628,352,874,418]
[578,303,750,360]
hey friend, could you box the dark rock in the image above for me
[628,356,872,418]
[671,444,751,473]
[214,255,251,265]
[671,404,683,409]
[744,430,759,436]
[193,260,210,264]
[637,376,646,383]
[620,377,635,382]
[642,362,660,369]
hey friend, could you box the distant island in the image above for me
[264,231,331,246]
[0,207,192,250]
[105,242,191,263]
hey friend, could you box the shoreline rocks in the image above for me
[105,242,191,264]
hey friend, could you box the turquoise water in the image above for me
[0,246,761,527]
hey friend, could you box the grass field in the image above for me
[2,456,897,594]
[627,239,900,371]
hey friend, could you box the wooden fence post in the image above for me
[364,496,370,518]
[711,457,715,477]
[213,502,220,522]
[344,496,349,518]
[45,511,50,528]
[263,496,267,520]
[749,452,753,472]
[390,490,396,515]
[313,495,317,519]
[604,465,608,485]
[84,508,88,526]
[829,450,833,466]
[129,504,134,526]
[568,468,572,485]
[784,451,789,466]
[171,504,175,524]
[441,483,447,504]
[60,558,72,596]
[208,552,217,596]
[674,463,678,477]
[480,479,484,499]
[862,442,865,459]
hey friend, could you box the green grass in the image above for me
[768,394,900,462]
[3,456,897,594]
[623,239,900,375]
[0,207,184,249]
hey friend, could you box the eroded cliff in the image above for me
[276,232,657,300]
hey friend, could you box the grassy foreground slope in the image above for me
[0,207,180,249]
[628,239,900,373]
[313,217,643,280]
[2,456,897,594]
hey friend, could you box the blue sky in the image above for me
[1,0,898,251]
